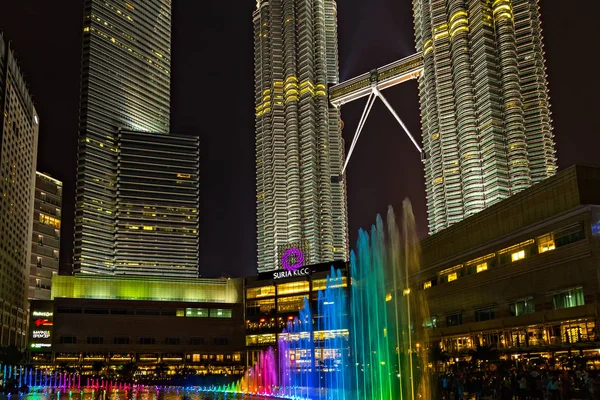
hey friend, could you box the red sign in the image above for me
[35,318,53,327]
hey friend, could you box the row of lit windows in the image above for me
[55,307,232,318]
[38,212,61,229]
[246,277,348,299]
[441,320,596,354]
[246,329,349,346]
[60,335,230,347]
[426,287,584,329]
[422,223,584,289]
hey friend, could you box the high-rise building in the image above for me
[115,130,199,277]
[253,0,348,273]
[0,34,39,347]
[29,172,63,300]
[75,0,172,274]
[412,0,557,234]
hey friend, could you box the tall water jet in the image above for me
[207,200,431,399]
[350,200,432,400]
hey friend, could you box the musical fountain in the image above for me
[3,202,430,400]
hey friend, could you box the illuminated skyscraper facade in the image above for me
[413,0,557,234]
[0,34,39,347]
[253,0,348,273]
[115,130,199,277]
[30,172,63,300]
[75,0,172,274]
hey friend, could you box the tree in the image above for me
[429,345,450,372]
[469,344,498,368]
[154,362,168,378]
[0,346,24,365]
[117,362,138,380]
[91,360,106,376]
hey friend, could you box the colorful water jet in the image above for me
[349,202,432,399]
[2,202,431,400]
[210,201,431,399]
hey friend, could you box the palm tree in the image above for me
[0,346,24,365]
[429,345,450,372]
[91,360,106,377]
[117,362,138,380]
[154,362,168,379]
[469,344,498,368]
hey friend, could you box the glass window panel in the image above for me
[553,287,584,310]
[277,295,309,313]
[246,285,275,299]
[210,308,232,318]
[186,308,208,317]
[277,281,310,295]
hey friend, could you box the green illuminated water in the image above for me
[350,201,431,399]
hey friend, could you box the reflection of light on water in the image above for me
[22,390,278,400]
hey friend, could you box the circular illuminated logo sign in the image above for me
[282,248,304,271]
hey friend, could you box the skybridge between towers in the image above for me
[329,52,425,180]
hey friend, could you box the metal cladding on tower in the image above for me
[253,0,349,273]
[413,0,557,234]
[74,0,200,277]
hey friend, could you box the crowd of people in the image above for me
[437,367,600,399]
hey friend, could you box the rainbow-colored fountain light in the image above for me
[209,202,431,399]
[2,203,430,400]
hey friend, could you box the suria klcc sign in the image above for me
[273,248,310,279]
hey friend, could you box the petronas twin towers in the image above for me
[69,0,557,275]
[254,0,556,271]
[414,0,557,234]
[254,0,349,273]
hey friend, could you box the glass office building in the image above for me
[75,0,172,274]
[29,172,63,300]
[0,34,40,347]
[115,130,199,277]
[253,0,348,273]
[413,0,557,234]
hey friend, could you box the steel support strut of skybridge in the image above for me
[329,53,425,179]
[341,83,424,176]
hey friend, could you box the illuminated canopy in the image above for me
[51,275,242,304]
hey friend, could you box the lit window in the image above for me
[185,308,208,317]
[423,281,432,289]
[447,272,457,282]
[537,233,555,253]
[476,263,488,273]
[511,250,525,262]
[39,213,60,228]
[192,354,200,362]
[509,298,535,316]
[553,287,584,310]
[277,281,310,295]
[210,308,232,318]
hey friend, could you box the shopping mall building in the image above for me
[413,165,600,358]
[27,165,600,372]
[28,275,246,376]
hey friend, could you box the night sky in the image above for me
[1,1,598,278]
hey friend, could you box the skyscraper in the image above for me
[75,0,172,274]
[413,0,557,234]
[29,172,63,300]
[115,130,199,277]
[0,34,39,347]
[253,0,348,273]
